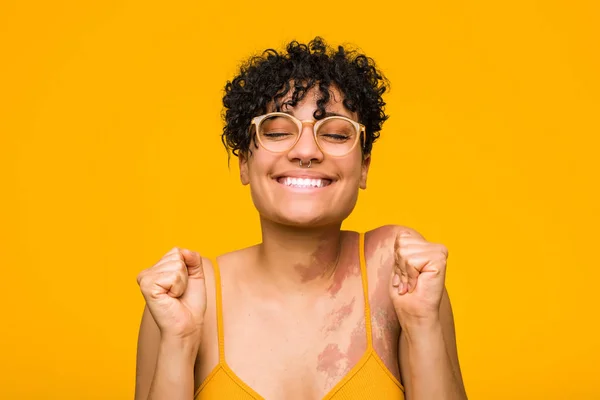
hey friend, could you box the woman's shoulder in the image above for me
[199,245,259,285]
[365,224,424,240]
[194,247,259,379]
[196,246,256,307]
[211,245,259,268]
[363,224,424,252]
[362,224,425,279]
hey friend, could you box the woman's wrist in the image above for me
[400,317,465,400]
[398,312,442,336]
[158,335,200,365]
[146,336,199,400]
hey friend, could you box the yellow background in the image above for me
[1,0,598,398]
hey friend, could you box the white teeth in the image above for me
[282,177,326,188]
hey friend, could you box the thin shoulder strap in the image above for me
[211,257,226,361]
[358,232,373,348]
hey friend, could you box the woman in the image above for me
[135,37,467,400]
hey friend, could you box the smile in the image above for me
[276,177,333,188]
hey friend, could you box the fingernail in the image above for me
[399,282,404,294]
[406,282,412,293]
[392,274,400,286]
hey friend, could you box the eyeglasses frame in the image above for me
[250,112,366,157]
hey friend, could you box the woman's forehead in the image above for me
[265,85,356,119]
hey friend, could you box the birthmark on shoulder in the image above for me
[321,297,356,335]
[368,235,402,381]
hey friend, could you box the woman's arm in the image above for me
[134,306,199,400]
[399,287,467,399]
[134,249,207,400]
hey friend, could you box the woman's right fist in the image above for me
[136,247,207,341]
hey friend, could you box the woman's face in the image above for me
[239,85,371,228]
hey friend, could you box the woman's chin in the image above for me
[266,208,349,229]
[256,200,354,229]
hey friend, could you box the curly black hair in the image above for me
[221,37,390,159]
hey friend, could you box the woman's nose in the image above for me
[287,124,324,163]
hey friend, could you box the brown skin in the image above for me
[135,85,467,400]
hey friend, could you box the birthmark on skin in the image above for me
[317,320,368,390]
[316,343,346,386]
[327,260,360,297]
[322,297,356,335]
[294,239,339,283]
[346,317,367,364]
[294,261,324,283]
[368,231,402,381]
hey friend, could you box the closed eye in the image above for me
[321,133,351,142]
[263,132,294,139]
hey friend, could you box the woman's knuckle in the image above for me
[176,259,186,270]
[136,271,145,284]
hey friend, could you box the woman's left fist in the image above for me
[389,229,448,324]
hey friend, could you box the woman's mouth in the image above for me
[276,177,333,188]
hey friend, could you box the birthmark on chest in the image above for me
[293,240,341,283]
[316,343,346,385]
[316,319,367,388]
[294,261,323,282]
[327,262,360,297]
[322,297,356,334]
[346,318,367,363]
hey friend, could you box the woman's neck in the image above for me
[253,218,346,295]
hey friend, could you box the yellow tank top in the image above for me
[195,232,405,399]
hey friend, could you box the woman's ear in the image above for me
[239,152,250,185]
[359,154,371,190]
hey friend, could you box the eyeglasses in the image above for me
[250,112,366,157]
